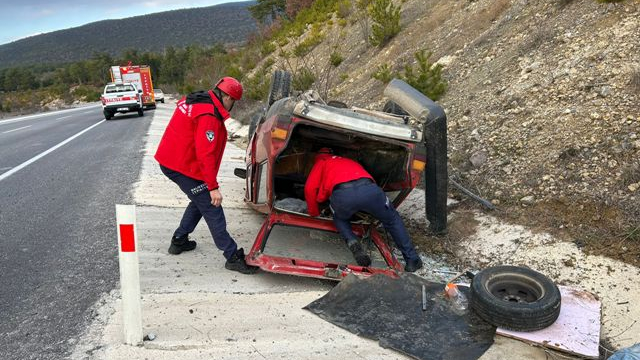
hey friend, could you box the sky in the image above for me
[0,0,249,45]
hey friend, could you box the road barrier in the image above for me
[115,204,143,345]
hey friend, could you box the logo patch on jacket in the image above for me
[205,130,215,142]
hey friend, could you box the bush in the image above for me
[293,67,316,91]
[72,85,101,102]
[401,50,447,100]
[262,58,276,70]
[369,0,401,47]
[293,29,325,57]
[372,63,394,84]
[261,42,276,56]
[330,52,344,67]
[337,0,352,18]
[244,71,270,100]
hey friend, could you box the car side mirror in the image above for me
[234,168,247,179]
[138,89,143,93]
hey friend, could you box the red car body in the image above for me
[236,88,428,280]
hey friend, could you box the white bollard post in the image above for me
[115,204,143,346]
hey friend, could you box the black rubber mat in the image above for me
[304,273,496,360]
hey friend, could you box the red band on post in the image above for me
[119,224,136,252]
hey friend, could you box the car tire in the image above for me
[138,109,144,117]
[267,70,291,107]
[104,111,112,120]
[469,265,561,332]
[161,100,164,103]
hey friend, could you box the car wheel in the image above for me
[470,265,561,332]
[161,99,164,103]
[267,70,291,107]
[138,109,144,117]
[104,111,112,120]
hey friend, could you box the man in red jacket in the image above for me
[304,148,423,272]
[155,77,256,274]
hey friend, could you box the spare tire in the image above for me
[267,70,291,106]
[470,265,561,332]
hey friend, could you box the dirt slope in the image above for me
[255,0,639,264]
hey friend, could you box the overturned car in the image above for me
[235,71,447,280]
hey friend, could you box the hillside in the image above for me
[251,0,639,263]
[0,1,256,68]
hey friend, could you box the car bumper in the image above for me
[103,104,141,112]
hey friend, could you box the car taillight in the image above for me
[272,128,287,140]
[410,144,427,186]
[412,158,425,171]
[272,116,292,141]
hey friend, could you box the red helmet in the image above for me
[216,77,243,100]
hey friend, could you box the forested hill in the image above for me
[0,1,256,69]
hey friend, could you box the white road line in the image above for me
[82,111,95,114]
[0,104,101,126]
[0,120,106,182]
[56,115,73,120]
[2,125,32,134]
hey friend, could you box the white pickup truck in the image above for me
[100,82,144,120]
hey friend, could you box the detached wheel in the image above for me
[267,70,291,106]
[470,265,561,332]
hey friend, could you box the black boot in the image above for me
[225,248,258,274]
[404,257,423,272]
[168,234,197,255]
[347,241,371,267]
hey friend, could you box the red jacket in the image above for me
[155,90,230,191]
[304,154,374,216]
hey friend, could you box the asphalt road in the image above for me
[0,105,152,360]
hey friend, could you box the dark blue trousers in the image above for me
[330,180,419,262]
[160,165,237,260]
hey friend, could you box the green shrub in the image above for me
[330,52,344,67]
[372,63,394,84]
[369,0,401,47]
[261,42,276,56]
[338,18,348,27]
[244,71,270,100]
[339,73,349,82]
[72,85,101,102]
[293,30,325,57]
[226,64,243,81]
[293,67,316,91]
[337,0,352,18]
[262,58,276,71]
[401,50,447,100]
